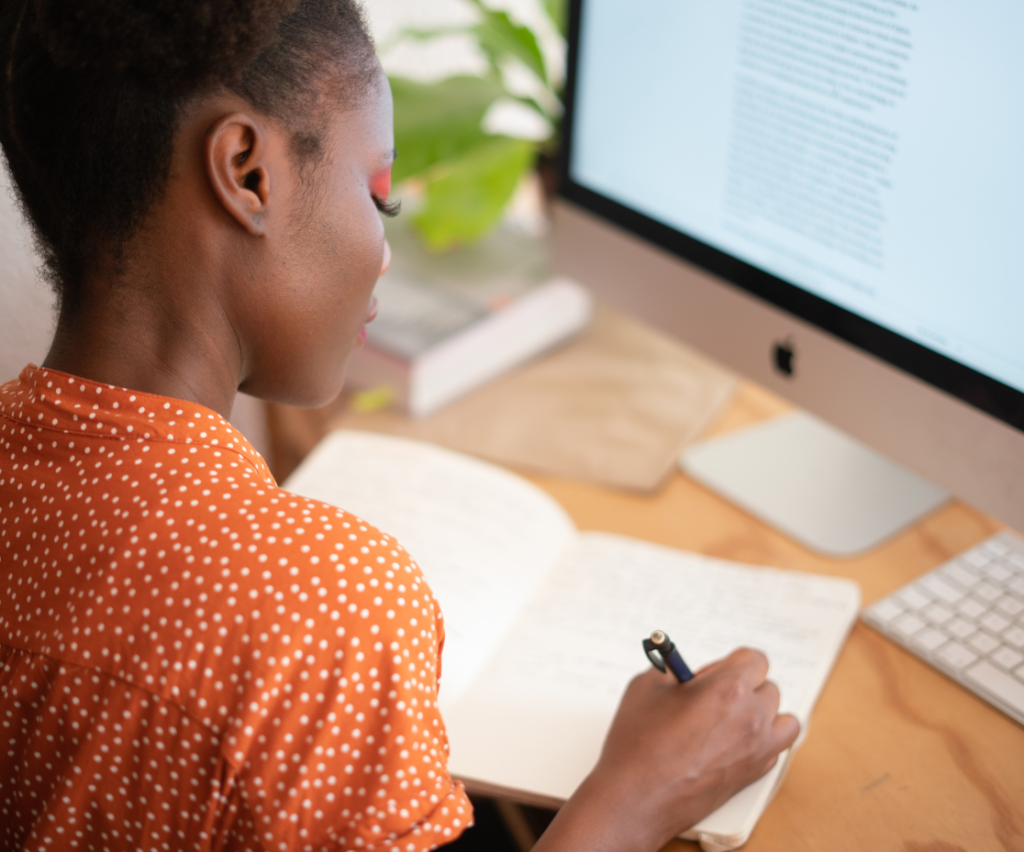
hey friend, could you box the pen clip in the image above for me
[642,637,667,673]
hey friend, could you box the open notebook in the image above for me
[283,431,860,851]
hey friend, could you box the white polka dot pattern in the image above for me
[0,365,471,851]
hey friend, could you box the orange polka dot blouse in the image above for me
[0,365,472,851]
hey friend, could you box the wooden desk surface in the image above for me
[269,381,1024,852]
[524,384,1023,852]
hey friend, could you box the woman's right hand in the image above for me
[531,647,800,852]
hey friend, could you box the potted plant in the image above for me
[384,0,567,251]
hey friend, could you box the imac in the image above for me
[553,0,1024,554]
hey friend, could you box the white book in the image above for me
[350,274,593,417]
[348,223,593,417]
[283,431,861,851]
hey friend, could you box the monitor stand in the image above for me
[680,412,949,557]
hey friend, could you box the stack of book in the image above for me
[347,223,593,417]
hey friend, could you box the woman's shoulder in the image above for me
[0,367,442,731]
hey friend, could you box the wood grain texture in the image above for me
[268,381,1023,852]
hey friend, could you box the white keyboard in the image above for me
[862,531,1024,726]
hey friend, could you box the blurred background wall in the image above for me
[0,166,54,381]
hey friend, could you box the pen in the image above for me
[643,629,694,683]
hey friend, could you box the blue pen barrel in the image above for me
[643,630,694,683]
[662,645,694,682]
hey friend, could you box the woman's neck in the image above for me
[43,249,243,420]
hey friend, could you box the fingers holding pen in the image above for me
[753,671,781,707]
[587,636,803,846]
[720,646,771,686]
[687,645,769,686]
[738,658,801,753]
[664,642,802,768]
[752,710,800,780]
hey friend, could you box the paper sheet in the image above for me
[482,533,860,720]
[282,431,576,708]
[444,533,860,837]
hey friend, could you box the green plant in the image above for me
[387,0,566,251]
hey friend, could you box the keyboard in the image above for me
[862,531,1024,726]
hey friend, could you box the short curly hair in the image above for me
[0,0,377,311]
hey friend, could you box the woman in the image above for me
[0,1,798,849]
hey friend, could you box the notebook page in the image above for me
[445,532,859,841]
[282,430,577,709]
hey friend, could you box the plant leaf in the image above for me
[389,75,506,184]
[376,25,470,53]
[413,136,535,251]
[472,8,547,85]
[543,0,568,36]
[387,26,470,42]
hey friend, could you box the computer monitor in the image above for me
[553,0,1024,546]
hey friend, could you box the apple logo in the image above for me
[773,338,795,377]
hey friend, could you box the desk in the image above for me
[269,381,1024,852]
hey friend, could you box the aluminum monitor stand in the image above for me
[681,411,949,557]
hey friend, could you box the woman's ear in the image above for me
[205,113,272,236]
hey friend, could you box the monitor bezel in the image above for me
[557,0,1024,436]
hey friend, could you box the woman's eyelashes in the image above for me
[374,195,401,218]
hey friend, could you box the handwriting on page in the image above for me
[283,432,577,708]
[474,532,859,721]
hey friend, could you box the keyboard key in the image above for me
[964,550,992,570]
[991,647,1024,671]
[995,595,1024,618]
[920,574,963,604]
[912,628,948,652]
[897,586,931,610]
[975,582,1001,602]
[867,598,904,624]
[946,618,977,640]
[936,642,977,671]
[1009,577,1024,596]
[981,612,1010,633]
[985,539,1010,557]
[965,660,1024,715]
[969,632,1000,655]
[955,597,987,619]
[893,613,926,637]
[923,602,954,625]
[1009,553,1024,571]
[957,558,985,578]
[1004,626,1024,649]
[941,562,980,588]
[986,563,1013,584]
